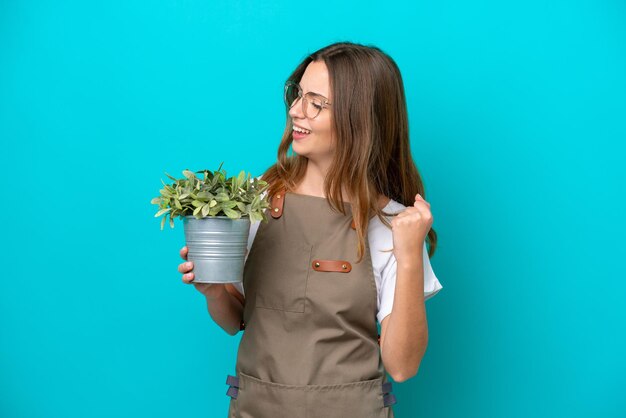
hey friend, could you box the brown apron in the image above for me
[225,189,397,418]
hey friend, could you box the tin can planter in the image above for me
[152,166,270,283]
[183,215,251,284]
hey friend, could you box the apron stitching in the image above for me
[239,371,384,390]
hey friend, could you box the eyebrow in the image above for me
[299,84,328,99]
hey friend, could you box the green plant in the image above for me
[151,162,271,230]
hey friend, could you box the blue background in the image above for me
[1,1,624,417]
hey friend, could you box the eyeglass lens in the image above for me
[284,83,324,119]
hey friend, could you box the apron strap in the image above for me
[270,185,357,230]
[382,381,397,407]
[382,381,393,394]
[383,393,397,407]
[225,374,240,399]
[226,375,240,387]
[312,259,352,273]
[270,188,286,218]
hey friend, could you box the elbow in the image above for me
[228,318,245,336]
[388,348,425,382]
[390,365,419,383]
[385,334,428,382]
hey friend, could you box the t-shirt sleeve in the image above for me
[377,241,443,324]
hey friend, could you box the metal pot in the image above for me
[183,215,250,283]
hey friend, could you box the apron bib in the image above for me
[225,189,397,417]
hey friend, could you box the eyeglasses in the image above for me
[284,81,332,119]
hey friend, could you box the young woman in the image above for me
[177,41,442,418]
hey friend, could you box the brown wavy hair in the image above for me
[261,41,438,262]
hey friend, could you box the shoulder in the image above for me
[368,198,405,323]
[367,197,404,266]
[368,197,406,234]
[380,197,407,215]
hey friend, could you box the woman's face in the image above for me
[288,60,335,163]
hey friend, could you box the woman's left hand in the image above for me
[391,194,433,266]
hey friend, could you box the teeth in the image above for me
[293,126,311,134]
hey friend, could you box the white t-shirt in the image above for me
[232,188,443,324]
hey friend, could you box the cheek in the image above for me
[311,115,333,136]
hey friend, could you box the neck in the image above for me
[294,159,391,210]
[294,159,335,198]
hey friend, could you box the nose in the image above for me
[288,96,305,120]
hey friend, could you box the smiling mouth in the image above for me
[293,126,311,134]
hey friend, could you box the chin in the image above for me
[292,149,309,158]
[291,141,308,156]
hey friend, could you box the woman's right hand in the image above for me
[179,246,226,300]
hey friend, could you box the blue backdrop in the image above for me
[1,1,624,417]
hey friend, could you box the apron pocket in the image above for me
[304,376,387,418]
[252,239,313,313]
[235,372,388,418]
[236,371,307,418]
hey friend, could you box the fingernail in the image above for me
[186,262,192,268]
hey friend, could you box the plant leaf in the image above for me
[155,208,171,217]
[215,192,229,202]
[237,170,246,188]
[223,207,240,219]
[164,172,178,182]
[183,169,196,180]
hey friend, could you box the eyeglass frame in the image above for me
[284,81,332,119]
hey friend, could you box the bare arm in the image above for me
[379,193,433,382]
[203,284,244,336]
[379,259,428,382]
